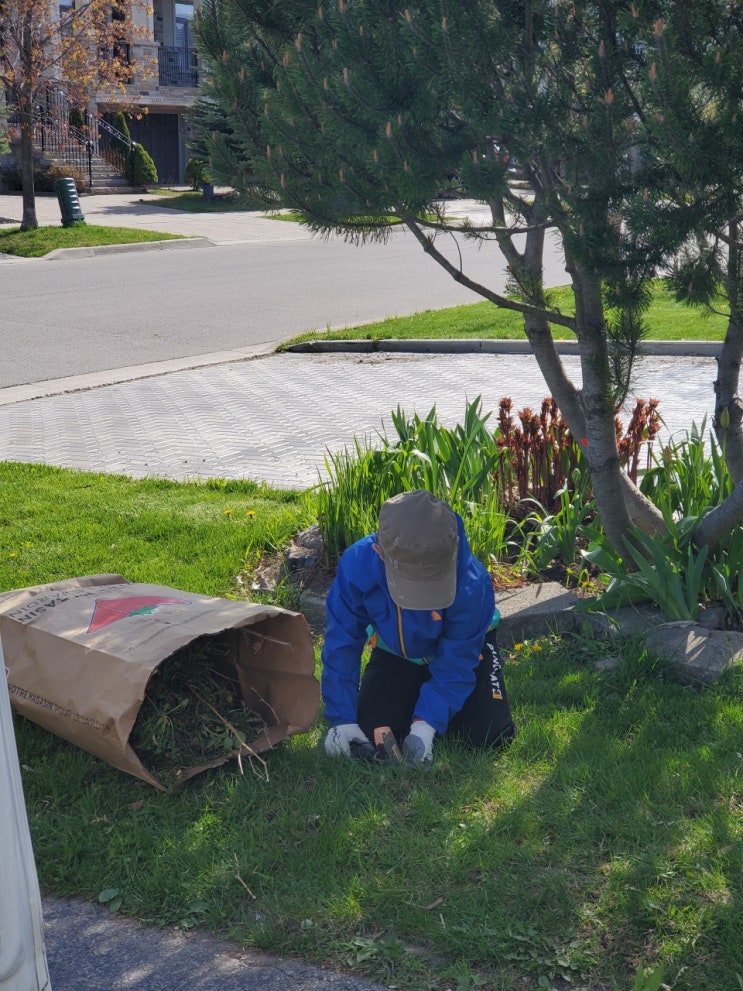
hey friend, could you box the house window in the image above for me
[98,4,131,73]
[59,0,74,37]
[174,2,194,50]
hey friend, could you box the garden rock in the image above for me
[284,524,324,572]
[644,621,743,686]
[496,583,581,645]
[298,589,328,630]
[580,604,660,638]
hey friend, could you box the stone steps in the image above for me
[46,151,136,193]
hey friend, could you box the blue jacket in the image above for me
[321,513,495,734]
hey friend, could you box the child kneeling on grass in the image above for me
[321,489,515,769]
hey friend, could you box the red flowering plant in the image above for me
[494,396,661,513]
[492,396,662,587]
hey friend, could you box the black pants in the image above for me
[356,629,515,749]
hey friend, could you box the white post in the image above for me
[0,637,52,991]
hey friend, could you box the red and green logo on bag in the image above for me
[87,596,190,634]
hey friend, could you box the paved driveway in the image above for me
[0,350,716,489]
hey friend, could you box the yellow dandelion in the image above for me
[532,643,543,652]
[246,510,256,518]
[514,642,524,651]
[224,509,233,516]
[9,552,16,558]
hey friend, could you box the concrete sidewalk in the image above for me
[42,896,389,991]
[0,189,317,246]
[0,190,499,247]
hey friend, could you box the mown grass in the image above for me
[2,460,742,991]
[0,224,182,257]
[0,463,311,597]
[281,282,728,346]
[139,188,274,213]
[267,210,436,226]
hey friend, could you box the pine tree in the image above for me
[626,2,743,547]
[186,97,259,194]
[196,0,743,551]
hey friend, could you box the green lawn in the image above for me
[139,188,275,213]
[2,461,741,991]
[281,282,728,347]
[0,224,182,257]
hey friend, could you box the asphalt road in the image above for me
[0,224,567,388]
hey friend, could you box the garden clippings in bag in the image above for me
[130,632,269,788]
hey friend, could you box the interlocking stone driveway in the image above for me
[0,350,716,488]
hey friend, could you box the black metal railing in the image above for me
[7,87,136,187]
[95,114,136,180]
[158,45,198,87]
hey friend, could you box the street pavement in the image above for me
[0,191,574,388]
[0,191,720,991]
[42,896,389,991]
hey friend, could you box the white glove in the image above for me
[402,720,436,769]
[324,722,371,757]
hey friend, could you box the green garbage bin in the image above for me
[54,177,86,228]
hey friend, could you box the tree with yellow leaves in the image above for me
[1,0,147,229]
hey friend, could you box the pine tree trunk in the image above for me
[694,477,743,548]
[713,222,743,482]
[566,254,635,554]
[509,214,666,539]
[713,311,743,482]
[408,196,666,546]
[693,223,743,548]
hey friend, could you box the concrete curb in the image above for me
[283,338,722,358]
[43,237,214,260]
[0,341,281,406]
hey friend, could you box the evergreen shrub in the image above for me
[131,143,158,185]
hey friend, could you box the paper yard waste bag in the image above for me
[0,574,320,790]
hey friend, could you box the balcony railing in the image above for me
[158,45,198,87]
